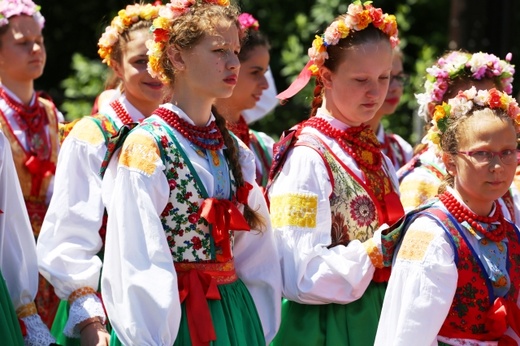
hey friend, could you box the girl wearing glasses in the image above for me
[397,51,518,215]
[367,47,413,171]
[375,87,520,345]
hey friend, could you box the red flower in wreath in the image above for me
[349,195,376,227]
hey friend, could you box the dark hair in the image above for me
[213,107,265,230]
[309,23,391,117]
[238,28,270,62]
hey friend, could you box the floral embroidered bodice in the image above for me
[422,206,520,341]
[296,133,383,247]
[142,119,236,262]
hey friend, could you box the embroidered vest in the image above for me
[295,133,384,246]
[382,133,407,169]
[0,97,59,236]
[423,207,520,341]
[85,113,128,244]
[249,130,272,188]
[141,118,237,263]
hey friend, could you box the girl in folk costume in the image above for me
[214,12,274,189]
[0,129,55,345]
[376,87,520,345]
[100,0,281,345]
[36,3,165,345]
[268,2,404,345]
[397,51,519,215]
[366,47,413,171]
[0,0,63,328]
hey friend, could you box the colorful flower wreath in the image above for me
[426,87,520,151]
[147,0,230,84]
[98,3,162,66]
[277,1,399,100]
[0,0,44,29]
[238,13,259,31]
[416,51,515,121]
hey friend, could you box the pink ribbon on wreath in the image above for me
[276,60,314,101]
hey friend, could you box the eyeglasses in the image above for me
[457,149,518,165]
[390,73,408,86]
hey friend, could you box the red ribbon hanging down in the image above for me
[24,155,56,197]
[486,297,520,345]
[198,198,250,262]
[177,270,222,346]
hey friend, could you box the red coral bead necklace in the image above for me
[439,191,506,242]
[304,116,383,171]
[155,107,224,150]
[110,100,134,125]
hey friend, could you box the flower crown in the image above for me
[426,87,520,151]
[147,0,230,84]
[0,0,44,29]
[238,13,259,31]
[416,51,515,121]
[277,1,399,100]
[98,3,162,67]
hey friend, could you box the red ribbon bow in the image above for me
[198,198,250,262]
[25,155,56,196]
[235,182,253,205]
[177,270,221,346]
[486,297,520,345]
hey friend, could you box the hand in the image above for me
[79,319,110,346]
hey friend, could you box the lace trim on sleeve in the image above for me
[22,314,56,346]
[64,293,106,338]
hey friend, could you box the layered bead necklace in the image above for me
[226,115,250,147]
[110,100,134,125]
[439,191,506,242]
[304,116,383,171]
[155,107,224,150]
[1,88,49,159]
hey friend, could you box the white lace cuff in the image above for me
[64,293,106,338]
[22,314,56,346]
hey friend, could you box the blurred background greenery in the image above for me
[37,0,519,146]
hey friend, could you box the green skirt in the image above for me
[111,279,265,346]
[0,270,24,346]
[50,300,79,346]
[272,282,386,346]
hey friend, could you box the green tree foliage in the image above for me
[60,53,108,120]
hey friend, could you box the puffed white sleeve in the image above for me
[233,153,281,344]
[268,146,381,304]
[100,129,181,346]
[0,131,55,345]
[37,118,108,335]
[374,216,457,346]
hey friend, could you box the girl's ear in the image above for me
[443,152,457,177]
[167,46,185,72]
[320,66,333,90]
[111,60,124,79]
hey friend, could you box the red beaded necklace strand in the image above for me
[155,107,224,150]
[439,191,506,242]
[1,88,46,133]
[304,116,383,171]
[110,100,134,125]
[226,115,250,147]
